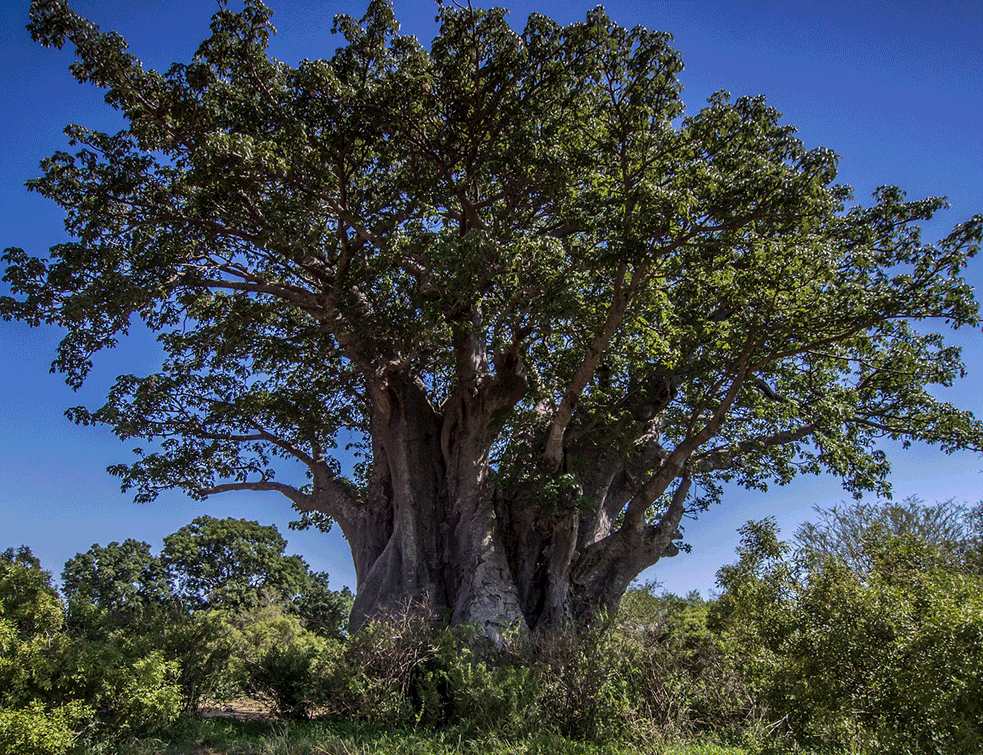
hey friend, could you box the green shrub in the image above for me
[300,603,754,746]
[233,604,333,719]
[863,567,983,754]
[248,640,329,720]
[319,608,437,725]
[713,520,983,755]
[408,625,540,733]
[0,547,63,638]
[615,585,757,741]
[0,700,92,755]
[3,624,182,738]
[0,549,182,752]
[533,630,639,742]
[134,608,239,713]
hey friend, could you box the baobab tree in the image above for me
[4,0,981,639]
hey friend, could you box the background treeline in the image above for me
[2,500,982,755]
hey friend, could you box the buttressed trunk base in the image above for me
[343,375,685,639]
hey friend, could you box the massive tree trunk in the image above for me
[344,362,530,639]
[337,366,688,640]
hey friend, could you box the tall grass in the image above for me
[124,715,750,755]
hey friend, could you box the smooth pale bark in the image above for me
[331,366,692,639]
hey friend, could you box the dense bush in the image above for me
[7,503,981,754]
[317,606,439,725]
[712,519,983,755]
[416,628,540,733]
[232,602,334,719]
[0,548,182,755]
[56,518,354,717]
[0,700,91,755]
[612,590,758,742]
[271,601,755,746]
[142,609,240,713]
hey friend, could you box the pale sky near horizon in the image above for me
[1,0,981,597]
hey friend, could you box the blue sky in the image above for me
[1,0,981,596]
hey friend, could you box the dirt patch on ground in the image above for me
[199,698,275,722]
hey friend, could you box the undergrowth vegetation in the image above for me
[2,501,982,754]
[123,716,750,754]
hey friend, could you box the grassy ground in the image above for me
[123,716,750,755]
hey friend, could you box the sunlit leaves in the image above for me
[5,0,982,531]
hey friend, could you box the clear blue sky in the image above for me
[1,0,981,596]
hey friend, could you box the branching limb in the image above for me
[637,474,692,565]
[694,422,818,472]
[620,328,757,534]
[543,263,647,470]
[198,473,361,537]
[198,480,308,505]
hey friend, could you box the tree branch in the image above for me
[636,474,692,566]
[620,327,757,535]
[198,473,361,537]
[304,464,362,539]
[192,277,321,310]
[198,480,308,506]
[693,422,818,473]
[543,263,647,470]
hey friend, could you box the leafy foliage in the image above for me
[138,608,240,714]
[1,547,64,638]
[61,518,350,638]
[292,570,354,639]
[3,0,981,633]
[57,516,351,714]
[62,538,173,627]
[160,515,310,612]
[0,700,91,755]
[0,549,182,755]
[712,515,983,755]
[247,602,754,745]
[9,500,983,753]
[795,496,983,575]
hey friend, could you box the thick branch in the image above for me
[298,469,362,541]
[693,422,818,473]
[620,329,757,534]
[637,474,691,566]
[198,474,360,537]
[198,480,308,505]
[543,263,646,470]
[193,277,321,311]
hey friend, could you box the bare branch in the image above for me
[694,422,818,473]
[198,480,308,506]
[543,263,647,470]
[197,425,317,469]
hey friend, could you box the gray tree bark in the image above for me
[338,367,689,639]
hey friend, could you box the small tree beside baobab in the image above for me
[4,0,982,640]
